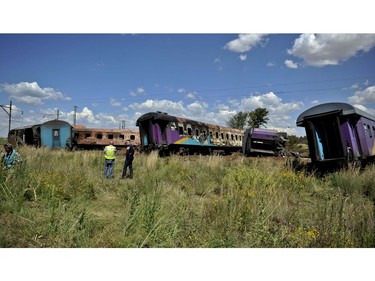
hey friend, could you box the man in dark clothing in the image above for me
[122,140,134,179]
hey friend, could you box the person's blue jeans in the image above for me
[104,159,115,178]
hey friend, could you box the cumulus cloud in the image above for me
[287,34,375,67]
[0,81,71,105]
[76,107,100,125]
[235,92,304,128]
[284,59,298,69]
[129,99,185,114]
[187,101,208,115]
[348,85,375,104]
[224,34,268,53]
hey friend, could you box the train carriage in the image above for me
[136,111,244,155]
[8,119,140,150]
[72,125,140,150]
[296,102,375,169]
[242,127,288,156]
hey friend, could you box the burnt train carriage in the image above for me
[8,120,140,150]
[72,125,140,150]
[242,127,288,156]
[296,102,375,169]
[8,120,72,148]
[8,124,41,147]
[136,111,244,155]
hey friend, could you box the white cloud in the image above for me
[348,85,375,104]
[129,99,185,114]
[239,54,247,61]
[77,107,100,125]
[187,101,208,115]
[130,87,146,97]
[224,34,268,53]
[110,97,122,107]
[288,34,375,67]
[185,92,197,99]
[0,81,71,105]
[284,59,298,69]
[352,104,375,116]
[234,92,304,129]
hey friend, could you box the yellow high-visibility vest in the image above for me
[104,145,117,160]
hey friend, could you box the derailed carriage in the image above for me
[242,127,288,157]
[297,102,375,170]
[136,111,244,155]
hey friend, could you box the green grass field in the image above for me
[1,146,375,247]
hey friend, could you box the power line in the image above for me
[66,74,375,103]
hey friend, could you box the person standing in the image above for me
[122,140,134,179]
[103,141,117,178]
[2,143,22,170]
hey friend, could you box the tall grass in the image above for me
[1,146,374,247]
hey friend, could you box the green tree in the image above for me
[247,108,269,128]
[226,111,248,129]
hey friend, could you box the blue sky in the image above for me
[1,33,375,137]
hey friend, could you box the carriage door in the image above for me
[158,121,169,145]
[310,115,344,160]
[52,129,61,147]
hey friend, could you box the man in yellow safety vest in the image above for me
[103,141,117,178]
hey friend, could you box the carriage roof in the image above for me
[296,102,375,126]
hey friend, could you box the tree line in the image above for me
[226,108,269,130]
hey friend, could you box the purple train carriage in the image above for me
[242,127,288,156]
[136,111,244,155]
[296,102,375,169]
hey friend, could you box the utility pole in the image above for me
[0,100,12,135]
[57,109,60,120]
[73,106,77,126]
[121,120,126,130]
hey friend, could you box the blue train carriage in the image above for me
[242,127,288,156]
[40,120,72,148]
[296,102,375,169]
[136,111,244,155]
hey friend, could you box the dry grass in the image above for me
[1,146,375,247]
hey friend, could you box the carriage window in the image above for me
[96,133,103,139]
[226,133,229,140]
[85,133,91,138]
[221,133,224,139]
[119,134,125,140]
[187,127,192,136]
[235,135,238,141]
[239,135,242,141]
[178,126,184,135]
[130,134,136,141]
[108,134,114,139]
[368,125,372,137]
[195,129,200,136]
[231,134,234,140]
